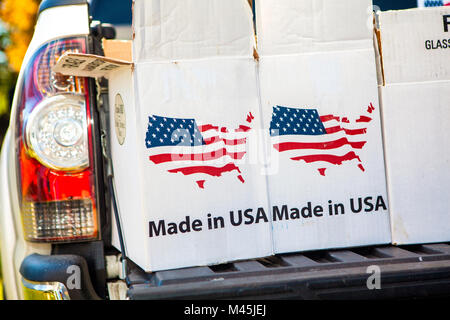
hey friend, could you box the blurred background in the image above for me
[0,0,438,147]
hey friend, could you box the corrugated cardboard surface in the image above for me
[379,7,450,244]
[255,0,374,56]
[133,0,255,62]
[108,68,148,268]
[102,39,132,62]
[380,82,450,244]
[379,7,450,84]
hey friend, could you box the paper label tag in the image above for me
[54,52,132,78]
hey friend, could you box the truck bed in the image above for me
[125,243,450,299]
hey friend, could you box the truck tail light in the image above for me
[15,37,99,242]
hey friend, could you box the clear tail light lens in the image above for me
[25,94,89,171]
[15,37,99,242]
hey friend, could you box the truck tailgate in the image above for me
[125,243,450,299]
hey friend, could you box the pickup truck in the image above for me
[1,0,450,301]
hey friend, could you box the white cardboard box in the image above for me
[55,0,392,272]
[109,0,273,271]
[378,7,450,245]
[256,0,391,254]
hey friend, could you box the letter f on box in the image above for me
[444,15,450,32]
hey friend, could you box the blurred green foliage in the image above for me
[0,27,11,115]
[0,67,16,118]
[0,25,17,144]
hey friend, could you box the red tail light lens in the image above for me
[16,37,99,242]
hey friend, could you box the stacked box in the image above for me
[108,0,272,271]
[378,7,450,244]
[256,0,391,253]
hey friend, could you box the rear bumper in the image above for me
[126,243,450,300]
[19,253,101,300]
[17,244,450,300]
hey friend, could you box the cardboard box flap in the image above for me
[102,39,132,62]
[255,0,374,56]
[53,52,132,79]
[133,0,255,62]
[379,7,450,85]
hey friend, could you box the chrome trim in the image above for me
[22,278,70,300]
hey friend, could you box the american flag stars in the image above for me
[145,116,205,148]
[270,106,326,137]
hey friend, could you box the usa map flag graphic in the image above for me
[145,113,254,189]
[419,0,450,7]
[270,104,375,176]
